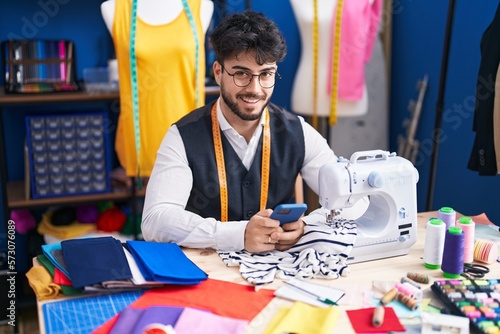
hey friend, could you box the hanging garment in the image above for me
[217,217,357,285]
[112,0,206,177]
[327,0,383,101]
[468,1,500,175]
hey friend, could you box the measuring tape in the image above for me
[311,0,344,128]
[129,0,201,187]
[329,0,344,126]
[211,102,270,221]
[312,0,319,130]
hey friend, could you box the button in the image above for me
[243,181,251,187]
[246,211,254,218]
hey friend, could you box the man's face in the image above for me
[214,53,277,122]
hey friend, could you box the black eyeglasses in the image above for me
[221,65,281,89]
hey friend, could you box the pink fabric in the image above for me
[174,308,248,334]
[328,0,383,101]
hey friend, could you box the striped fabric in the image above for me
[218,217,357,285]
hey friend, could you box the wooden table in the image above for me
[37,212,500,333]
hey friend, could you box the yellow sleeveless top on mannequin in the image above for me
[112,0,206,177]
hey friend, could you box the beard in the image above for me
[220,82,270,121]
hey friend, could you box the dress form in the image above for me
[290,0,368,118]
[101,0,213,33]
[101,0,214,178]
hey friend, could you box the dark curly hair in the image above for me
[210,10,287,66]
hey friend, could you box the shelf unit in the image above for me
[0,85,220,252]
[0,85,220,219]
[0,89,123,223]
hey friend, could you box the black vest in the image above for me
[176,101,305,221]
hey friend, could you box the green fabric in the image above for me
[36,254,82,296]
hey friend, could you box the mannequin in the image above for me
[101,0,214,178]
[290,0,381,119]
[101,0,213,33]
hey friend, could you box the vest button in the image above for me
[243,181,251,187]
[247,211,254,217]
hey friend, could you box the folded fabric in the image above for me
[174,307,248,334]
[53,267,73,286]
[41,242,71,278]
[36,254,81,296]
[262,301,339,334]
[37,210,96,239]
[25,266,62,300]
[62,236,132,288]
[126,241,207,284]
[123,247,164,287]
[218,217,357,284]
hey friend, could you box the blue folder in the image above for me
[126,241,208,284]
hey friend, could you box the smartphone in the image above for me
[270,203,308,226]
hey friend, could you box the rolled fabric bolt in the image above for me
[372,306,385,327]
[380,288,398,305]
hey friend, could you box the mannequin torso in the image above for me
[101,0,214,177]
[101,0,213,34]
[290,0,368,118]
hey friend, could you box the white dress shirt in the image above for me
[141,100,337,251]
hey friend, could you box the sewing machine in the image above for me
[318,150,419,263]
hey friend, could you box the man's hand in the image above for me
[244,209,282,253]
[244,209,306,253]
[271,220,305,251]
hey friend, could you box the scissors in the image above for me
[461,263,490,279]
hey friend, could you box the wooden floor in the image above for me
[0,306,39,334]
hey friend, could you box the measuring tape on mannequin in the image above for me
[329,0,343,125]
[129,0,201,187]
[312,0,344,129]
[211,102,270,221]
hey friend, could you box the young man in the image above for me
[141,10,338,253]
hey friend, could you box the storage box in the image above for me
[25,113,111,199]
[83,68,118,93]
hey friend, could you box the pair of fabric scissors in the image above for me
[461,263,490,279]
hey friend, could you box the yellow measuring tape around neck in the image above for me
[211,102,271,221]
[329,0,344,125]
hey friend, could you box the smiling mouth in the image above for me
[240,94,264,104]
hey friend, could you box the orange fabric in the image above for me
[92,278,275,334]
[112,0,206,176]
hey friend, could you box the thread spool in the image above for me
[380,288,398,305]
[456,216,475,264]
[474,239,499,264]
[437,207,456,230]
[423,218,446,269]
[401,276,421,289]
[401,282,423,301]
[407,272,429,284]
[396,292,419,311]
[441,226,465,278]
[395,282,414,298]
